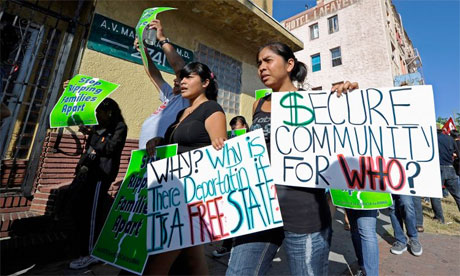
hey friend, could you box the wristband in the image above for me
[158,38,170,47]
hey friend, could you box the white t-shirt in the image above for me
[138,82,189,149]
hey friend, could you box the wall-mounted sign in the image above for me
[87,13,193,74]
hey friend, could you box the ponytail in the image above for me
[257,42,308,85]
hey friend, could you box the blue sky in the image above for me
[273,0,460,119]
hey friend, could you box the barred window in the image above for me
[196,44,242,114]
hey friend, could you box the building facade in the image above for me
[0,0,302,250]
[281,0,423,90]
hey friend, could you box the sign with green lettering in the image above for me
[92,145,177,275]
[87,13,193,74]
[49,74,119,128]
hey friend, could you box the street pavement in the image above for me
[19,209,460,276]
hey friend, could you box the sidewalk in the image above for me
[19,209,460,276]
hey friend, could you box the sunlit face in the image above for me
[180,73,208,100]
[231,120,246,130]
[257,47,293,91]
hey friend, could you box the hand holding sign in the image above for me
[135,7,176,66]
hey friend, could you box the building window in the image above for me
[311,54,321,72]
[196,44,242,114]
[310,23,319,40]
[328,15,339,34]
[331,47,342,67]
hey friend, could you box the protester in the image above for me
[389,194,423,256]
[413,196,425,232]
[345,209,379,276]
[143,61,226,275]
[451,130,460,178]
[211,115,250,258]
[226,41,358,276]
[68,98,128,269]
[229,115,250,131]
[135,19,189,153]
[430,125,460,223]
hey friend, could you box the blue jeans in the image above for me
[283,227,332,276]
[227,242,279,275]
[389,195,418,244]
[346,209,379,276]
[431,166,460,222]
[227,228,332,276]
[412,196,424,227]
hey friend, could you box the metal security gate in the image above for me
[0,0,92,196]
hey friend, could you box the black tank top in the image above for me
[250,95,272,156]
[251,93,331,234]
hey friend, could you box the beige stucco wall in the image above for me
[76,0,269,139]
[252,0,274,15]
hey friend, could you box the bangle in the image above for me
[158,38,170,47]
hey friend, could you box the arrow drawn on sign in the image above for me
[101,37,130,50]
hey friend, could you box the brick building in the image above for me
[281,0,423,90]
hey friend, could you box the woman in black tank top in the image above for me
[227,42,359,276]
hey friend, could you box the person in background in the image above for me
[345,209,379,275]
[412,195,424,232]
[143,62,226,275]
[135,19,188,154]
[212,115,250,258]
[451,130,460,179]
[430,125,460,223]
[229,115,250,131]
[68,98,128,269]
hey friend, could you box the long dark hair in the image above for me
[97,97,125,128]
[257,42,307,84]
[179,62,218,101]
[230,115,249,131]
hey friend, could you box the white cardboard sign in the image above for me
[270,86,442,198]
[146,129,282,255]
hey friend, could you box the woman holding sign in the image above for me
[143,61,226,275]
[68,98,128,269]
[226,42,358,276]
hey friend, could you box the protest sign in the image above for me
[330,189,393,210]
[255,88,272,100]
[146,129,282,255]
[49,75,119,128]
[92,145,177,275]
[270,86,442,198]
[227,128,247,138]
[136,7,175,66]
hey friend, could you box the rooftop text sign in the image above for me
[283,0,359,31]
[87,13,193,74]
[270,86,442,198]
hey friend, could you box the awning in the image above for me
[153,0,303,52]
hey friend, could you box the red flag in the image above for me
[442,117,457,135]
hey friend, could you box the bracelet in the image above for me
[158,38,170,47]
